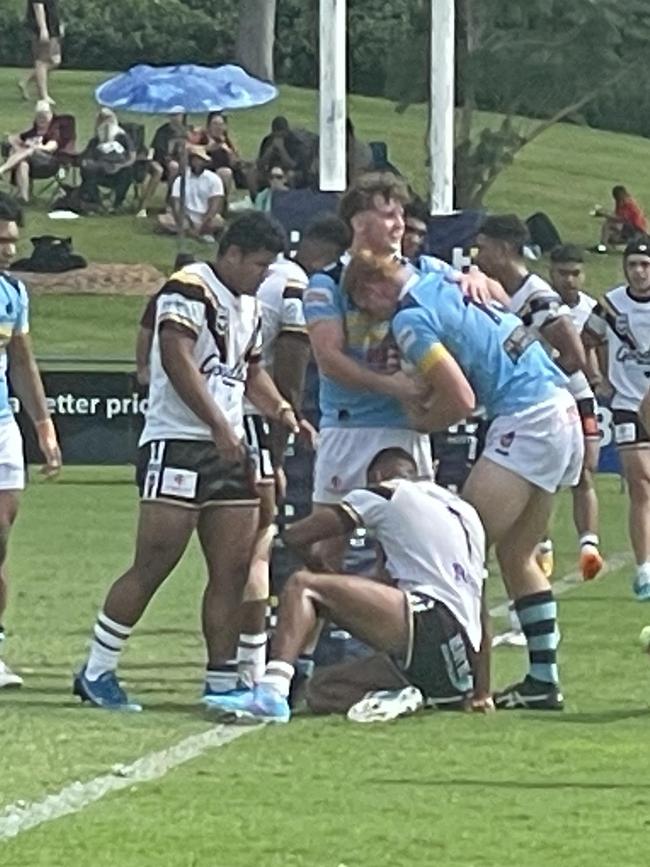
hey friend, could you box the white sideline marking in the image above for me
[489,552,630,618]
[0,553,632,842]
[0,724,259,841]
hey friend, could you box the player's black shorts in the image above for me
[136,439,258,508]
[394,591,474,707]
[612,409,650,449]
[243,414,274,482]
[577,397,600,440]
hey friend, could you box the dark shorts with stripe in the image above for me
[577,397,600,440]
[243,414,274,482]
[612,409,650,449]
[395,592,474,707]
[136,439,258,508]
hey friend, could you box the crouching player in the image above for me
[205,447,489,723]
[344,252,584,710]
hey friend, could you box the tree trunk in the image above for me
[235,0,277,82]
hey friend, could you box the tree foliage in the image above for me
[389,0,650,206]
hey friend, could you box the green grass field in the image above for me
[0,66,649,357]
[1,473,649,866]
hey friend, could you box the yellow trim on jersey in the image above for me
[417,343,449,375]
[158,312,201,334]
[168,270,210,291]
[279,324,308,334]
[338,501,363,528]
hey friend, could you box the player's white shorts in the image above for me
[313,426,433,504]
[0,419,25,491]
[483,388,583,493]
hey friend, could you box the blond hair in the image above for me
[343,250,403,298]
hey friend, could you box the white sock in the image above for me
[580,533,599,549]
[205,660,239,693]
[636,562,650,586]
[260,660,294,698]
[86,612,132,681]
[507,602,522,633]
[537,538,553,555]
[237,632,267,688]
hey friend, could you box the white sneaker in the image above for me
[347,686,423,723]
[0,659,23,688]
[135,208,148,219]
[492,629,528,648]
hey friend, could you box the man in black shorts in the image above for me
[73,212,300,711]
[19,0,62,105]
[206,447,491,724]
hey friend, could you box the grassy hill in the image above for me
[1,67,649,357]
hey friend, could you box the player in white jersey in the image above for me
[549,245,603,573]
[74,213,300,711]
[204,447,489,724]
[476,215,602,581]
[583,237,650,600]
[0,194,61,689]
[236,216,350,689]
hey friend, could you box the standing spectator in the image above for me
[593,185,648,253]
[79,108,136,211]
[136,113,187,219]
[157,145,225,240]
[402,200,429,261]
[0,101,61,204]
[19,0,63,105]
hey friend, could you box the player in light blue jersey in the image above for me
[0,193,61,689]
[345,252,584,711]
[304,172,502,570]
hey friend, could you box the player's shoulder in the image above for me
[307,255,345,290]
[577,290,597,312]
[601,283,630,312]
[514,272,559,302]
[415,254,453,275]
[270,256,308,287]
[1,271,28,301]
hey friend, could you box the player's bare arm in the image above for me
[159,322,243,462]
[244,361,299,435]
[282,507,353,572]
[539,316,587,374]
[269,331,312,466]
[7,332,61,476]
[406,349,476,432]
[308,318,421,402]
[135,324,153,386]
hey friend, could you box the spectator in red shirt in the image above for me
[594,185,648,253]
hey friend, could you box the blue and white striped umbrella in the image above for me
[95,63,278,114]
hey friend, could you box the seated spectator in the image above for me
[199,111,248,200]
[257,116,313,190]
[346,117,374,184]
[157,145,225,240]
[0,100,61,203]
[593,185,648,253]
[402,199,429,261]
[254,165,288,212]
[79,108,136,211]
[136,112,187,218]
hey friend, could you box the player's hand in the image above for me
[273,465,287,502]
[385,370,422,402]
[464,694,495,714]
[36,418,62,478]
[211,424,247,464]
[296,418,318,450]
[449,265,490,304]
[277,403,299,434]
[384,344,401,373]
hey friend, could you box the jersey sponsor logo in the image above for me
[614,313,630,337]
[160,467,198,499]
[499,431,515,449]
[614,344,650,367]
[199,353,247,384]
[395,325,417,355]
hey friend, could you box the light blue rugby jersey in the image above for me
[392,272,567,419]
[0,273,30,423]
[304,253,454,429]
